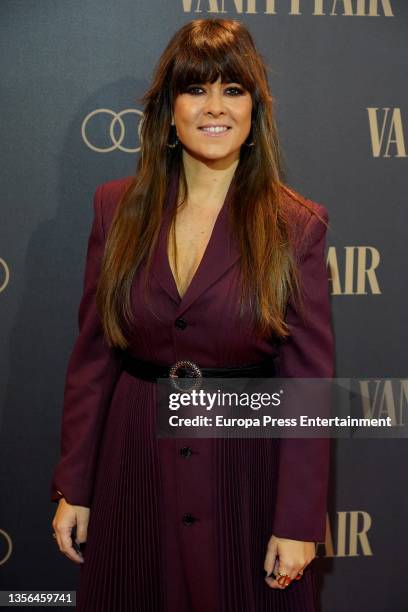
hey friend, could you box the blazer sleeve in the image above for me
[272,205,333,542]
[50,184,123,507]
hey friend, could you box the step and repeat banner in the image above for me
[1,1,407,611]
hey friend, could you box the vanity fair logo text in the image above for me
[327,247,381,295]
[318,511,373,557]
[367,108,407,157]
[181,0,394,17]
[359,379,408,426]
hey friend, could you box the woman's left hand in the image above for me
[263,534,316,589]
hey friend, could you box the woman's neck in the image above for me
[180,150,239,208]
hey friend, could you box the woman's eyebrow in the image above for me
[187,81,243,86]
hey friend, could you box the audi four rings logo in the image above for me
[0,529,13,565]
[81,108,143,153]
[0,258,10,293]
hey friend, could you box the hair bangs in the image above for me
[170,44,256,97]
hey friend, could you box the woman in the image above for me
[50,18,333,612]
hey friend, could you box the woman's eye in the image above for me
[186,86,204,95]
[185,86,244,96]
[226,87,244,96]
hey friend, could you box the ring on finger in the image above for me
[277,573,291,587]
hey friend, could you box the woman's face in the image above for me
[172,74,253,166]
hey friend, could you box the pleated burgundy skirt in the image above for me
[75,370,319,611]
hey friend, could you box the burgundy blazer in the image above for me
[50,169,334,543]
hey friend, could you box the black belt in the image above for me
[122,353,276,383]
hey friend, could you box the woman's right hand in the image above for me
[52,498,90,564]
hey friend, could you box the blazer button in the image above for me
[175,318,187,330]
[182,513,197,526]
[179,446,192,457]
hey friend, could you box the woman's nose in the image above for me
[202,92,226,115]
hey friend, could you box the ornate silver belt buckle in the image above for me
[169,359,203,392]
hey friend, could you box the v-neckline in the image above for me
[163,168,235,305]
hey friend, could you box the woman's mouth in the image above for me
[198,126,232,137]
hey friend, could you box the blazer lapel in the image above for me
[152,164,241,316]
[151,168,181,305]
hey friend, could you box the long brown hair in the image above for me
[97,18,326,350]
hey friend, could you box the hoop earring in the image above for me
[166,124,180,149]
[244,122,256,147]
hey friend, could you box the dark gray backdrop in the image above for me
[1,1,407,611]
